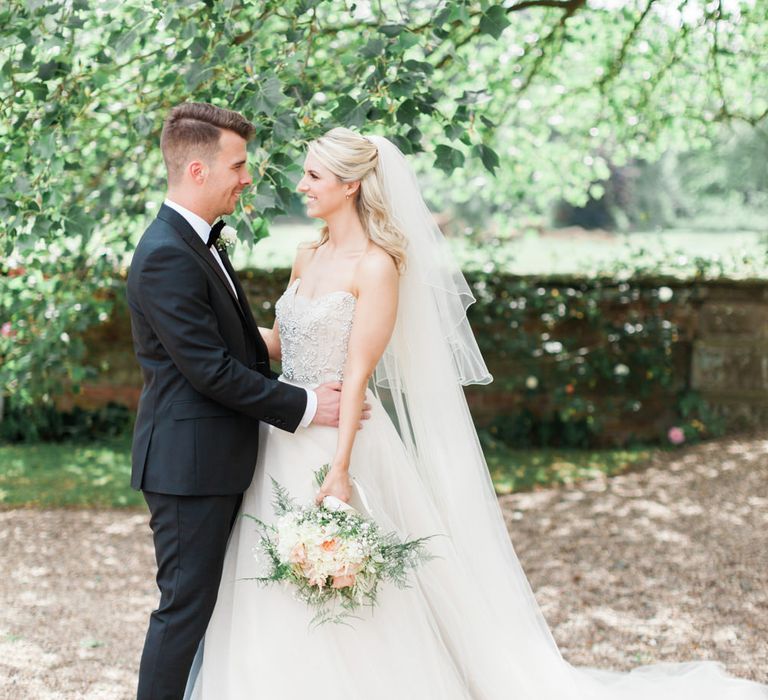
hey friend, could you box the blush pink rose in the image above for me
[288,544,307,564]
[331,574,356,589]
[308,574,326,588]
[667,426,685,445]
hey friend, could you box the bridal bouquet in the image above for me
[243,466,434,626]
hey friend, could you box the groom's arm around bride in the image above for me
[126,102,342,700]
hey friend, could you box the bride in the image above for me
[186,129,766,699]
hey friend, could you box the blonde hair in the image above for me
[307,128,407,272]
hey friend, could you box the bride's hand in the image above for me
[315,467,352,506]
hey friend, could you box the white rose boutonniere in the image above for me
[216,225,238,252]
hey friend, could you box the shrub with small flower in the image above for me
[465,263,726,448]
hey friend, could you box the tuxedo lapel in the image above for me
[157,205,243,314]
[218,249,251,318]
[218,248,271,359]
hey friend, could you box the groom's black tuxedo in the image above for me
[127,203,307,699]
[127,203,306,495]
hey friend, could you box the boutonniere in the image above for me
[217,225,238,251]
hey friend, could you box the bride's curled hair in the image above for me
[308,128,407,271]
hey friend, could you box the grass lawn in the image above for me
[485,443,651,494]
[0,437,143,508]
[0,437,651,508]
[231,221,766,277]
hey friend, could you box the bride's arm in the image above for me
[258,245,314,362]
[315,251,399,504]
[258,320,281,362]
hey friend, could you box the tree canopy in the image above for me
[1,0,766,408]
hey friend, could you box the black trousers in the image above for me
[137,491,242,700]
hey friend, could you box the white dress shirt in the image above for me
[163,198,317,427]
[164,198,238,296]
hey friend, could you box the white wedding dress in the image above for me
[186,277,767,700]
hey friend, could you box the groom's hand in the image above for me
[311,381,371,428]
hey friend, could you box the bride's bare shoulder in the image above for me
[290,242,318,279]
[355,244,398,293]
[363,244,397,273]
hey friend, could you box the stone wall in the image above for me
[690,281,768,430]
[70,271,768,438]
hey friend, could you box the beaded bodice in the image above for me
[275,279,356,387]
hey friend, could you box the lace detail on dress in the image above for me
[275,279,356,386]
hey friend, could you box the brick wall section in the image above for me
[72,271,768,438]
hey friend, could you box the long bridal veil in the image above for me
[366,134,767,699]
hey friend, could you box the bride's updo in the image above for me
[308,127,407,271]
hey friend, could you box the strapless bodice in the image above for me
[274,279,356,387]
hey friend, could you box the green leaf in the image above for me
[37,61,67,81]
[433,6,452,27]
[183,62,208,91]
[443,122,464,140]
[396,98,419,125]
[379,24,405,37]
[479,5,510,40]
[391,134,413,154]
[332,96,370,127]
[395,31,420,51]
[35,133,56,159]
[251,76,284,116]
[19,47,34,72]
[403,59,433,75]
[362,37,386,59]
[272,111,297,142]
[474,144,500,174]
[389,77,417,99]
[189,36,209,60]
[434,144,465,174]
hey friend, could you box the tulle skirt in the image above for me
[187,389,767,699]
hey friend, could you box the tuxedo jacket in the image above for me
[126,204,307,496]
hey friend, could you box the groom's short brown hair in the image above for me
[160,102,255,182]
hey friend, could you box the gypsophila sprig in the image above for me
[241,466,434,627]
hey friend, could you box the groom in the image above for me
[126,102,347,699]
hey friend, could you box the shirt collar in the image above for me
[164,198,212,246]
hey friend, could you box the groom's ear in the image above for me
[188,159,209,184]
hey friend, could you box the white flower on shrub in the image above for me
[543,341,563,354]
[614,363,630,377]
[658,286,673,302]
[525,376,539,390]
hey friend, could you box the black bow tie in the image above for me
[207,220,225,248]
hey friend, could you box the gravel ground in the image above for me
[1,434,766,698]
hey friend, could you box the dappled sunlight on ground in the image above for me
[502,434,768,680]
[1,435,766,697]
[0,510,154,699]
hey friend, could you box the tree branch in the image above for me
[518,0,587,91]
[598,0,657,90]
[430,0,586,72]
